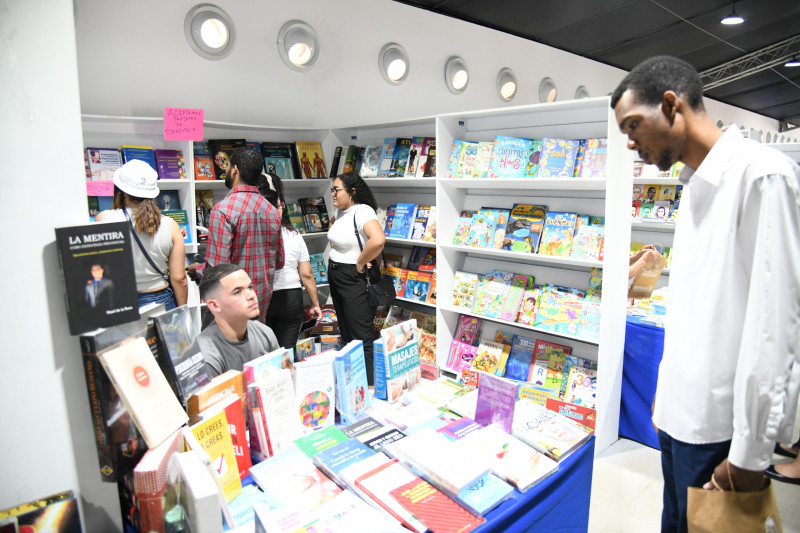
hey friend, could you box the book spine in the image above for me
[81,345,119,482]
[329,146,343,178]
[253,385,274,457]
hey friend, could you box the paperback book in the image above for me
[293,351,337,431]
[260,141,300,180]
[86,147,123,180]
[474,373,518,433]
[512,398,592,461]
[153,149,186,180]
[295,141,327,178]
[334,340,371,425]
[503,203,548,253]
[486,135,533,179]
[192,142,215,180]
[207,139,246,181]
[536,138,582,177]
[537,211,577,257]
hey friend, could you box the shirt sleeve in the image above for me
[729,172,800,471]
[198,335,223,379]
[204,206,233,269]
[298,234,310,263]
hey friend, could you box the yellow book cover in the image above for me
[190,410,242,502]
[295,141,327,178]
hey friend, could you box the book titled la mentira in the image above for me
[55,221,140,335]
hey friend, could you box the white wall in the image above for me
[0,0,119,531]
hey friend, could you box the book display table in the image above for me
[475,436,594,532]
[618,316,664,449]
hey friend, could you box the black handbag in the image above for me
[354,209,396,307]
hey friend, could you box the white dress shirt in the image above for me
[653,126,800,471]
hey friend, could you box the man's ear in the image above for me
[206,297,221,313]
[661,91,679,124]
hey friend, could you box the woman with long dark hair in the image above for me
[326,172,385,383]
[96,159,187,310]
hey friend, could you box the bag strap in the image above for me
[124,208,170,282]
[352,206,386,285]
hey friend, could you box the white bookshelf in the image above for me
[434,97,633,453]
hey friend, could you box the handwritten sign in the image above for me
[86,180,114,197]
[164,107,204,141]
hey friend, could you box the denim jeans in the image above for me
[658,429,731,533]
[138,287,177,311]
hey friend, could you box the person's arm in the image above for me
[192,206,232,280]
[298,261,322,319]
[708,173,800,491]
[356,219,386,274]
[168,219,188,306]
[95,211,106,221]
[628,248,661,280]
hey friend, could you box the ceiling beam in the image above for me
[699,35,800,90]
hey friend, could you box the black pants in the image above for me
[264,287,304,350]
[328,259,376,385]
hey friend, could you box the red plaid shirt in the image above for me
[198,185,284,320]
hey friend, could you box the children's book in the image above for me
[295,336,315,361]
[446,140,464,179]
[516,285,544,326]
[261,141,300,180]
[334,340,371,425]
[521,139,544,177]
[447,341,479,373]
[504,334,537,381]
[503,203,548,253]
[576,137,608,178]
[454,315,482,346]
[534,287,584,337]
[578,300,602,341]
[466,211,496,248]
[452,216,473,246]
[388,203,417,239]
[308,253,328,284]
[517,383,557,405]
[451,271,480,310]
[470,339,512,376]
[418,247,436,272]
[377,138,397,178]
[546,398,597,431]
[410,205,431,241]
[486,136,533,178]
[537,211,577,257]
[471,270,514,319]
[499,274,528,322]
[471,141,495,178]
[421,205,437,242]
[569,225,605,260]
[474,373,517,432]
[563,365,597,410]
[536,138,582,177]
[512,398,591,461]
[479,207,511,250]
[455,141,479,179]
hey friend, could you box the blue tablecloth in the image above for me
[476,436,594,533]
[619,316,664,449]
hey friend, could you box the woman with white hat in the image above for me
[96,159,188,310]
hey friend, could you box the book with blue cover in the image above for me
[504,334,537,381]
[309,253,328,284]
[536,138,582,177]
[538,211,577,257]
[478,207,510,250]
[388,203,417,239]
[390,138,412,177]
[576,137,608,178]
[120,144,156,171]
[312,437,375,489]
[486,136,534,179]
[466,211,496,248]
[377,138,397,178]
[261,141,300,180]
[446,140,464,179]
[334,340,370,425]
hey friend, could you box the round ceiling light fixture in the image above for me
[496,68,517,102]
[379,43,410,85]
[277,20,319,71]
[184,4,236,60]
[445,56,469,94]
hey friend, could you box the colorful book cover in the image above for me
[190,409,243,502]
[415,137,436,178]
[86,147,123,179]
[120,144,157,170]
[298,196,330,232]
[639,202,655,219]
[516,286,543,326]
[261,141,299,180]
[342,144,360,174]
[454,315,482,346]
[479,207,511,250]
[404,136,424,177]
[389,138,412,177]
[586,268,603,301]
[474,374,517,433]
[334,340,371,425]
[207,139,246,181]
[422,205,437,242]
[465,211,495,248]
[545,398,597,431]
[449,341,479,373]
[512,398,591,461]
[379,319,422,403]
[578,300,602,341]
[563,365,597,410]
[537,211,577,257]
[286,203,306,233]
[486,135,533,178]
[410,205,431,241]
[521,139,544,177]
[499,274,528,322]
[517,383,557,405]
[404,271,432,303]
[377,138,397,178]
[293,425,350,458]
[418,332,437,364]
[162,209,192,244]
[455,141,479,179]
[530,339,572,389]
[643,184,660,203]
[295,336,315,361]
[418,247,436,272]
[309,253,328,284]
[446,140,464,179]
[452,216,473,246]
[536,138,581,177]
[470,141,495,178]
[504,334,537,381]
[436,417,481,442]
[569,225,604,260]
[571,139,587,177]
[471,270,514,319]
[390,478,485,532]
[577,137,608,178]
[293,352,337,430]
[359,144,382,178]
[193,141,215,180]
[197,394,251,481]
[154,149,186,180]
[451,271,479,310]
[388,203,417,239]
[311,438,375,490]
[470,339,511,376]
[653,200,671,220]
[502,203,548,253]
[295,141,327,178]
[383,204,397,237]
[354,459,428,532]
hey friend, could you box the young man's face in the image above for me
[210,269,259,322]
[614,89,678,172]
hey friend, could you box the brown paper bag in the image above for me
[687,478,782,533]
[627,254,667,299]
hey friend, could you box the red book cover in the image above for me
[200,394,252,480]
[389,478,485,533]
[545,398,597,431]
[134,429,182,533]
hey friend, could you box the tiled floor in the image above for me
[589,438,800,532]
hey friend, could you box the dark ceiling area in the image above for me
[395,0,800,128]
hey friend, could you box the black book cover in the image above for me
[329,146,343,178]
[299,196,330,233]
[55,221,140,335]
[261,141,300,180]
[207,138,246,181]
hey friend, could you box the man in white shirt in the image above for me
[611,56,800,532]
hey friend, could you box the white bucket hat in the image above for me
[113,159,159,199]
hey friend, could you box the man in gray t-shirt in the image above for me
[195,263,280,378]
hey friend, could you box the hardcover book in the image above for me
[515,286,543,326]
[451,271,480,311]
[293,351,337,431]
[465,211,495,248]
[499,273,528,322]
[97,337,189,448]
[470,339,512,376]
[377,138,397,178]
[309,253,328,284]
[120,145,157,170]
[479,207,511,250]
[533,288,584,338]
[536,138,582,177]
[295,141,327,178]
[455,141,479,179]
[193,141,215,180]
[260,141,300,180]
[546,397,597,431]
[486,135,533,178]
[579,300,602,341]
[355,459,428,533]
[390,478,485,532]
[563,364,597,410]
[359,144,382,178]
[504,334,537,382]
[389,138,412,177]
[521,139,544,177]
[471,270,514,319]
[416,137,436,178]
[474,373,518,433]
[451,216,473,246]
[190,408,243,502]
[298,196,330,233]
[405,136,424,177]
[86,147,123,180]
[512,398,592,461]
[334,340,371,425]
[446,140,464,179]
[410,205,431,241]
[537,211,577,257]
[207,139,246,181]
[388,203,417,239]
[471,141,495,178]
[55,221,140,335]
[153,149,186,180]
[503,203,548,253]
[569,225,604,260]
[576,137,608,178]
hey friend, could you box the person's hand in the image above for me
[356,262,366,274]
[308,306,322,320]
[641,249,661,268]
[186,262,201,282]
[702,459,766,492]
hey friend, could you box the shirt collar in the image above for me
[226,184,260,195]
[679,125,744,186]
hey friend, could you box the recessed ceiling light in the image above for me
[538,77,557,103]
[277,20,319,71]
[184,4,235,60]
[496,68,517,102]
[379,43,409,85]
[445,56,469,94]
[720,2,745,25]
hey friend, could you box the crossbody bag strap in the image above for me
[352,206,386,282]
[124,208,170,282]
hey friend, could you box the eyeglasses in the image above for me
[330,186,344,195]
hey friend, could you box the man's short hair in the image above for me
[610,55,705,112]
[199,263,243,300]
[229,147,263,186]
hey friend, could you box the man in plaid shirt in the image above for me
[188,147,284,321]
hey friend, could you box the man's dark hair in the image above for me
[229,147,264,186]
[610,55,705,112]
[199,263,243,300]
[337,172,378,211]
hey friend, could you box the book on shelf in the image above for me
[406,245,426,271]
[153,149,186,180]
[189,407,242,502]
[546,397,597,431]
[562,364,597,410]
[162,209,192,244]
[298,196,330,232]
[460,367,481,390]
[536,138,582,177]
[512,398,591,461]
[486,135,533,178]
[416,137,436,178]
[55,221,140,335]
[455,423,558,493]
[537,211,577,257]
[451,271,480,311]
[465,211,495,248]
[309,253,328,283]
[578,300,601,340]
[418,331,436,365]
[451,215,472,246]
[86,147,123,180]
[517,382,557,405]
[120,144,156,170]
[415,247,435,272]
[207,139,246,181]
[445,140,464,179]
[387,203,417,239]
[403,271,432,303]
[426,273,437,305]
[260,141,301,180]
[384,266,409,298]
[653,200,671,220]
[197,393,251,481]
[390,477,485,532]
[569,224,604,260]
[474,373,517,432]
[294,350,337,431]
[156,190,181,211]
[328,145,343,177]
[454,315,482,346]
[529,339,572,387]
[521,139,544,177]
[422,143,437,177]
[97,337,188,448]
[410,205,431,241]
[455,140,479,179]
[576,137,608,177]
[479,207,511,250]
[389,137,412,177]
[499,273,528,321]
[421,205,437,242]
[334,340,371,425]
[405,136,424,177]
[295,141,327,178]
[358,144,382,179]
[471,140,495,178]
[504,334,537,382]
[383,204,397,236]
[470,338,511,376]
[502,203,548,253]
[533,287,584,337]
[377,137,397,178]
[342,144,360,174]
[471,270,513,319]
[170,451,224,533]
[516,286,544,326]
[285,202,306,233]
[192,141,215,181]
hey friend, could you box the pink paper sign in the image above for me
[164,107,204,141]
[86,180,114,197]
